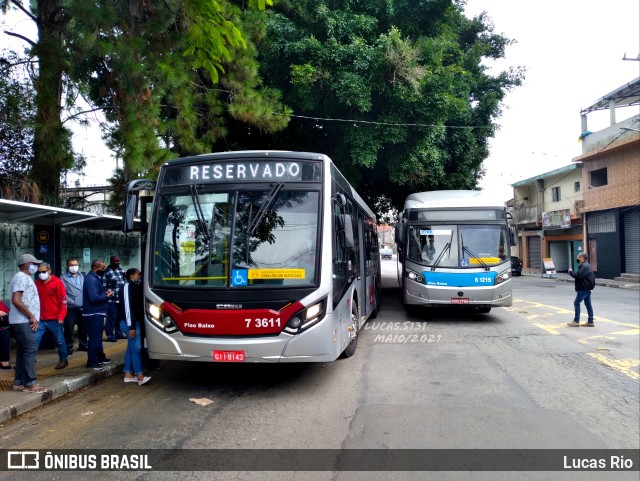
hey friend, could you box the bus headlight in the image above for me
[146,300,178,333]
[494,270,511,285]
[405,268,425,284]
[284,299,326,334]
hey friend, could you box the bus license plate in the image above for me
[451,298,470,304]
[212,350,245,362]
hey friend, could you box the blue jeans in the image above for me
[574,290,594,322]
[86,314,107,368]
[12,322,37,387]
[120,320,143,375]
[35,320,68,360]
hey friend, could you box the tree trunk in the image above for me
[31,0,72,201]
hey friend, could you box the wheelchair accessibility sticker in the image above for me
[231,269,248,286]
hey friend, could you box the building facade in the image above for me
[573,77,639,279]
[512,164,584,274]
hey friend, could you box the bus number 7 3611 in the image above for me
[245,318,282,329]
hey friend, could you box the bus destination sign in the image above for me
[162,160,322,186]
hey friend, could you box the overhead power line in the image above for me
[287,114,488,130]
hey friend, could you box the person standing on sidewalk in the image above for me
[119,268,151,386]
[83,259,113,370]
[34,263,69,370]
[0,300,12,369]
[103,255,127,341]
[62,257,86,354]
[8,254,46,393]
[567,252,596,327]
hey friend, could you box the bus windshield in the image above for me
[407,224,509,268]
[153,189,319,288]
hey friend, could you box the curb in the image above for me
[0,361,123,424]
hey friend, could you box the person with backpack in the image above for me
[567,252,596,327]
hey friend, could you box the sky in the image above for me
[464,0,640,199]
[2,1,640,192]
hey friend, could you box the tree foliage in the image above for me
[1,0,522,221]
[247,0,524,215]
[0,53,36,199]
[1,0,286,210]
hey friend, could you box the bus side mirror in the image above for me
[338,214,355,250]
[123,191,138,233]
[509,226,517,246]
[122,179,156,233]
[395,213,405,244]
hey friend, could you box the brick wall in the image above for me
[582,141,640,212]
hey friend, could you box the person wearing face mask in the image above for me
[82,259,114,371]
[103,255,127,342]
[118,268,151,385]
[34,262,69,370]
[8,254,46,393]
[567,252,596,327]
[61,257,87,354]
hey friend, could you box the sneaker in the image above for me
[99,358,111,365]
[581,322,595,327]
[106,338,117,342]
[88,365,103,371]
[124,377,138,383]
[566,321,580,327]
[138,376,152,386]
[54,359,69,370]
[22,383,47,393]
[12,385,25,391]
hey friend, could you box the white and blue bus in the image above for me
[395,190,516,314]
[123,151,381,362]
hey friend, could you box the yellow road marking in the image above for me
[587,353,640,380]
[577,335,617,345]
[532,323,566,335]
[608,328,640,336]
[513,299,639,329]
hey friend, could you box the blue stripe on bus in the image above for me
[422,271,496,287]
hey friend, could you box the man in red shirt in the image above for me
[35,262,69,369]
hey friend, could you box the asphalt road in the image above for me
[1,258,638,481]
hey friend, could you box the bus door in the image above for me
[356,211,367,319]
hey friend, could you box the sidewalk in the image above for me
[0,337,127,424]
[523,271,640,290]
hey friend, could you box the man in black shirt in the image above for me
[566,252,596,327]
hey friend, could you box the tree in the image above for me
[66,0,289,213]
[0,52,37,200]
[2,0,287,209]
[1,0,76,202]
[249,0,523,217]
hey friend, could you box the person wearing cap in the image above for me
[8,254,47,393]
[103,255,127,341]
[35,262,69,370]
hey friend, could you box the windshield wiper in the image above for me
[461,235,489,271]
[431,230,454,271]
[247,182,284,236]
[190,184,212,246]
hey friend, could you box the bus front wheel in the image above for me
[341,301,360,358]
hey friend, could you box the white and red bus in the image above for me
[123,151,381,362]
